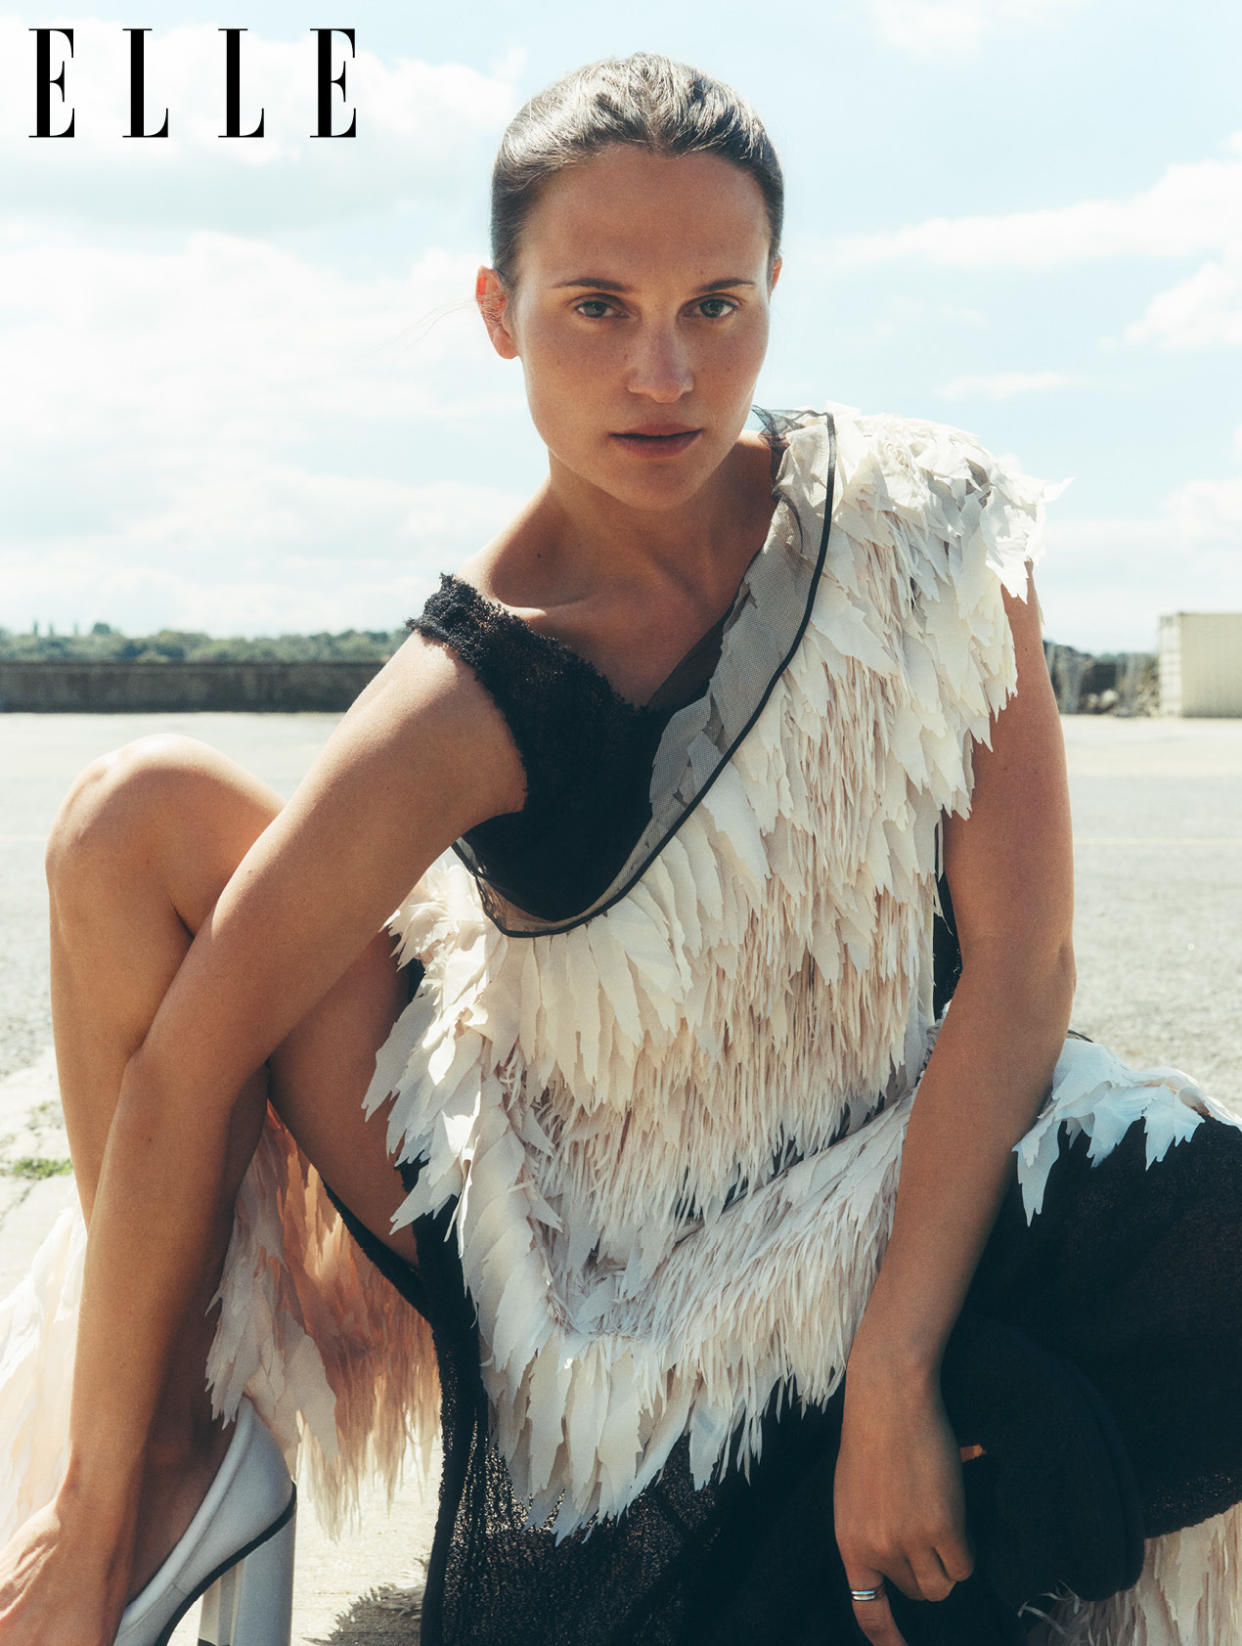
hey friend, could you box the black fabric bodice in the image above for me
[406,575,725,924]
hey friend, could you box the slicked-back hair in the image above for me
[490,53,783,287]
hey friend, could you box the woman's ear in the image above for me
[768,256,783,295]
[476,266,519,360]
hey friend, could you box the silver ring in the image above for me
[849,1585,885,1602]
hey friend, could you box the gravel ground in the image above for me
[0,709,1239,1643]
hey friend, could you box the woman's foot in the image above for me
[114,1399,295,1646]
[0,1495,134,1646]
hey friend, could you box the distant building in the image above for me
[1158,613,1242,716]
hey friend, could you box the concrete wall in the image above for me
[1159,613,1242,716]
[0,660,383,713]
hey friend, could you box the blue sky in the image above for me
[1,1,1238,651]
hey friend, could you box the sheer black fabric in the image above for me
[965,1116,1242,1540]
[406,575,722,924]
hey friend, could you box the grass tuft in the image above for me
[5,1157,73,1180]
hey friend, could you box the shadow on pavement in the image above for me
[313,1583,424,1644]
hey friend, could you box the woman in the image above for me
[1,51,1240,1646]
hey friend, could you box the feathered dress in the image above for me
[2,404,1241,1645]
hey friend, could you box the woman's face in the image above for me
[477,144,779,516]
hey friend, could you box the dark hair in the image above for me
[490,53,783,287]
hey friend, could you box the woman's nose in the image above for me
[625,324,694,402]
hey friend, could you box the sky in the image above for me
[1,0,1239,653]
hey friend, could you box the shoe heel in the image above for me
[198,1490,296,1646]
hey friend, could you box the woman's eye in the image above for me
[575,298,617,319]
[695,296,737,319]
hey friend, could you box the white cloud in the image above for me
[1038,456,1242,652]
[1125,246,1242,349]
[0,225,533,635]
[830,136,1242,269]
[0,228,503,449]
[940,368,1080,400]
[866,294,989,340]
[1163,474,1242,547]
[0,16,519,230]
[867,0,1085,56]
[1,469,528,636]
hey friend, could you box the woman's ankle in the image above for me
[126,1415,234,1600]
[144,1403,232,1477]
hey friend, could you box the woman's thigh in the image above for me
[966,1110,1242,1534]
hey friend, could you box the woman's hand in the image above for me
[0,1495,131,1646]
[834,1356,976,1646]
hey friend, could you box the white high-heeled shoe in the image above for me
[113,1396,296,1646]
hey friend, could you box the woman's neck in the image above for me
[457,430,778,707]
[486,431,774,606]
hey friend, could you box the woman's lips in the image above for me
[611,428,701,457]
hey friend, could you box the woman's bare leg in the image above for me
[44,732,415,1596]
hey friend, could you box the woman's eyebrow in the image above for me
[553,276,758,292]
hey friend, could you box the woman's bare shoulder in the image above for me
[336,625,528,826]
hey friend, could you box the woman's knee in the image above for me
[45,735,280,923]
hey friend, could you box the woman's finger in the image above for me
[908,1545,957,1604]
[847,1579,909,1646]
[870,1552,924,1602]
[936,1528,976,1585]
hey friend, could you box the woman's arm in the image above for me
[5,632,526,1646]
[833,571,1075,1645]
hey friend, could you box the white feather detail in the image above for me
[0,1206,82,1542]
[1026,1503,1242,1644]
[1013,1037,1216,1221]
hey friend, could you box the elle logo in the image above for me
[29,26,357,138]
